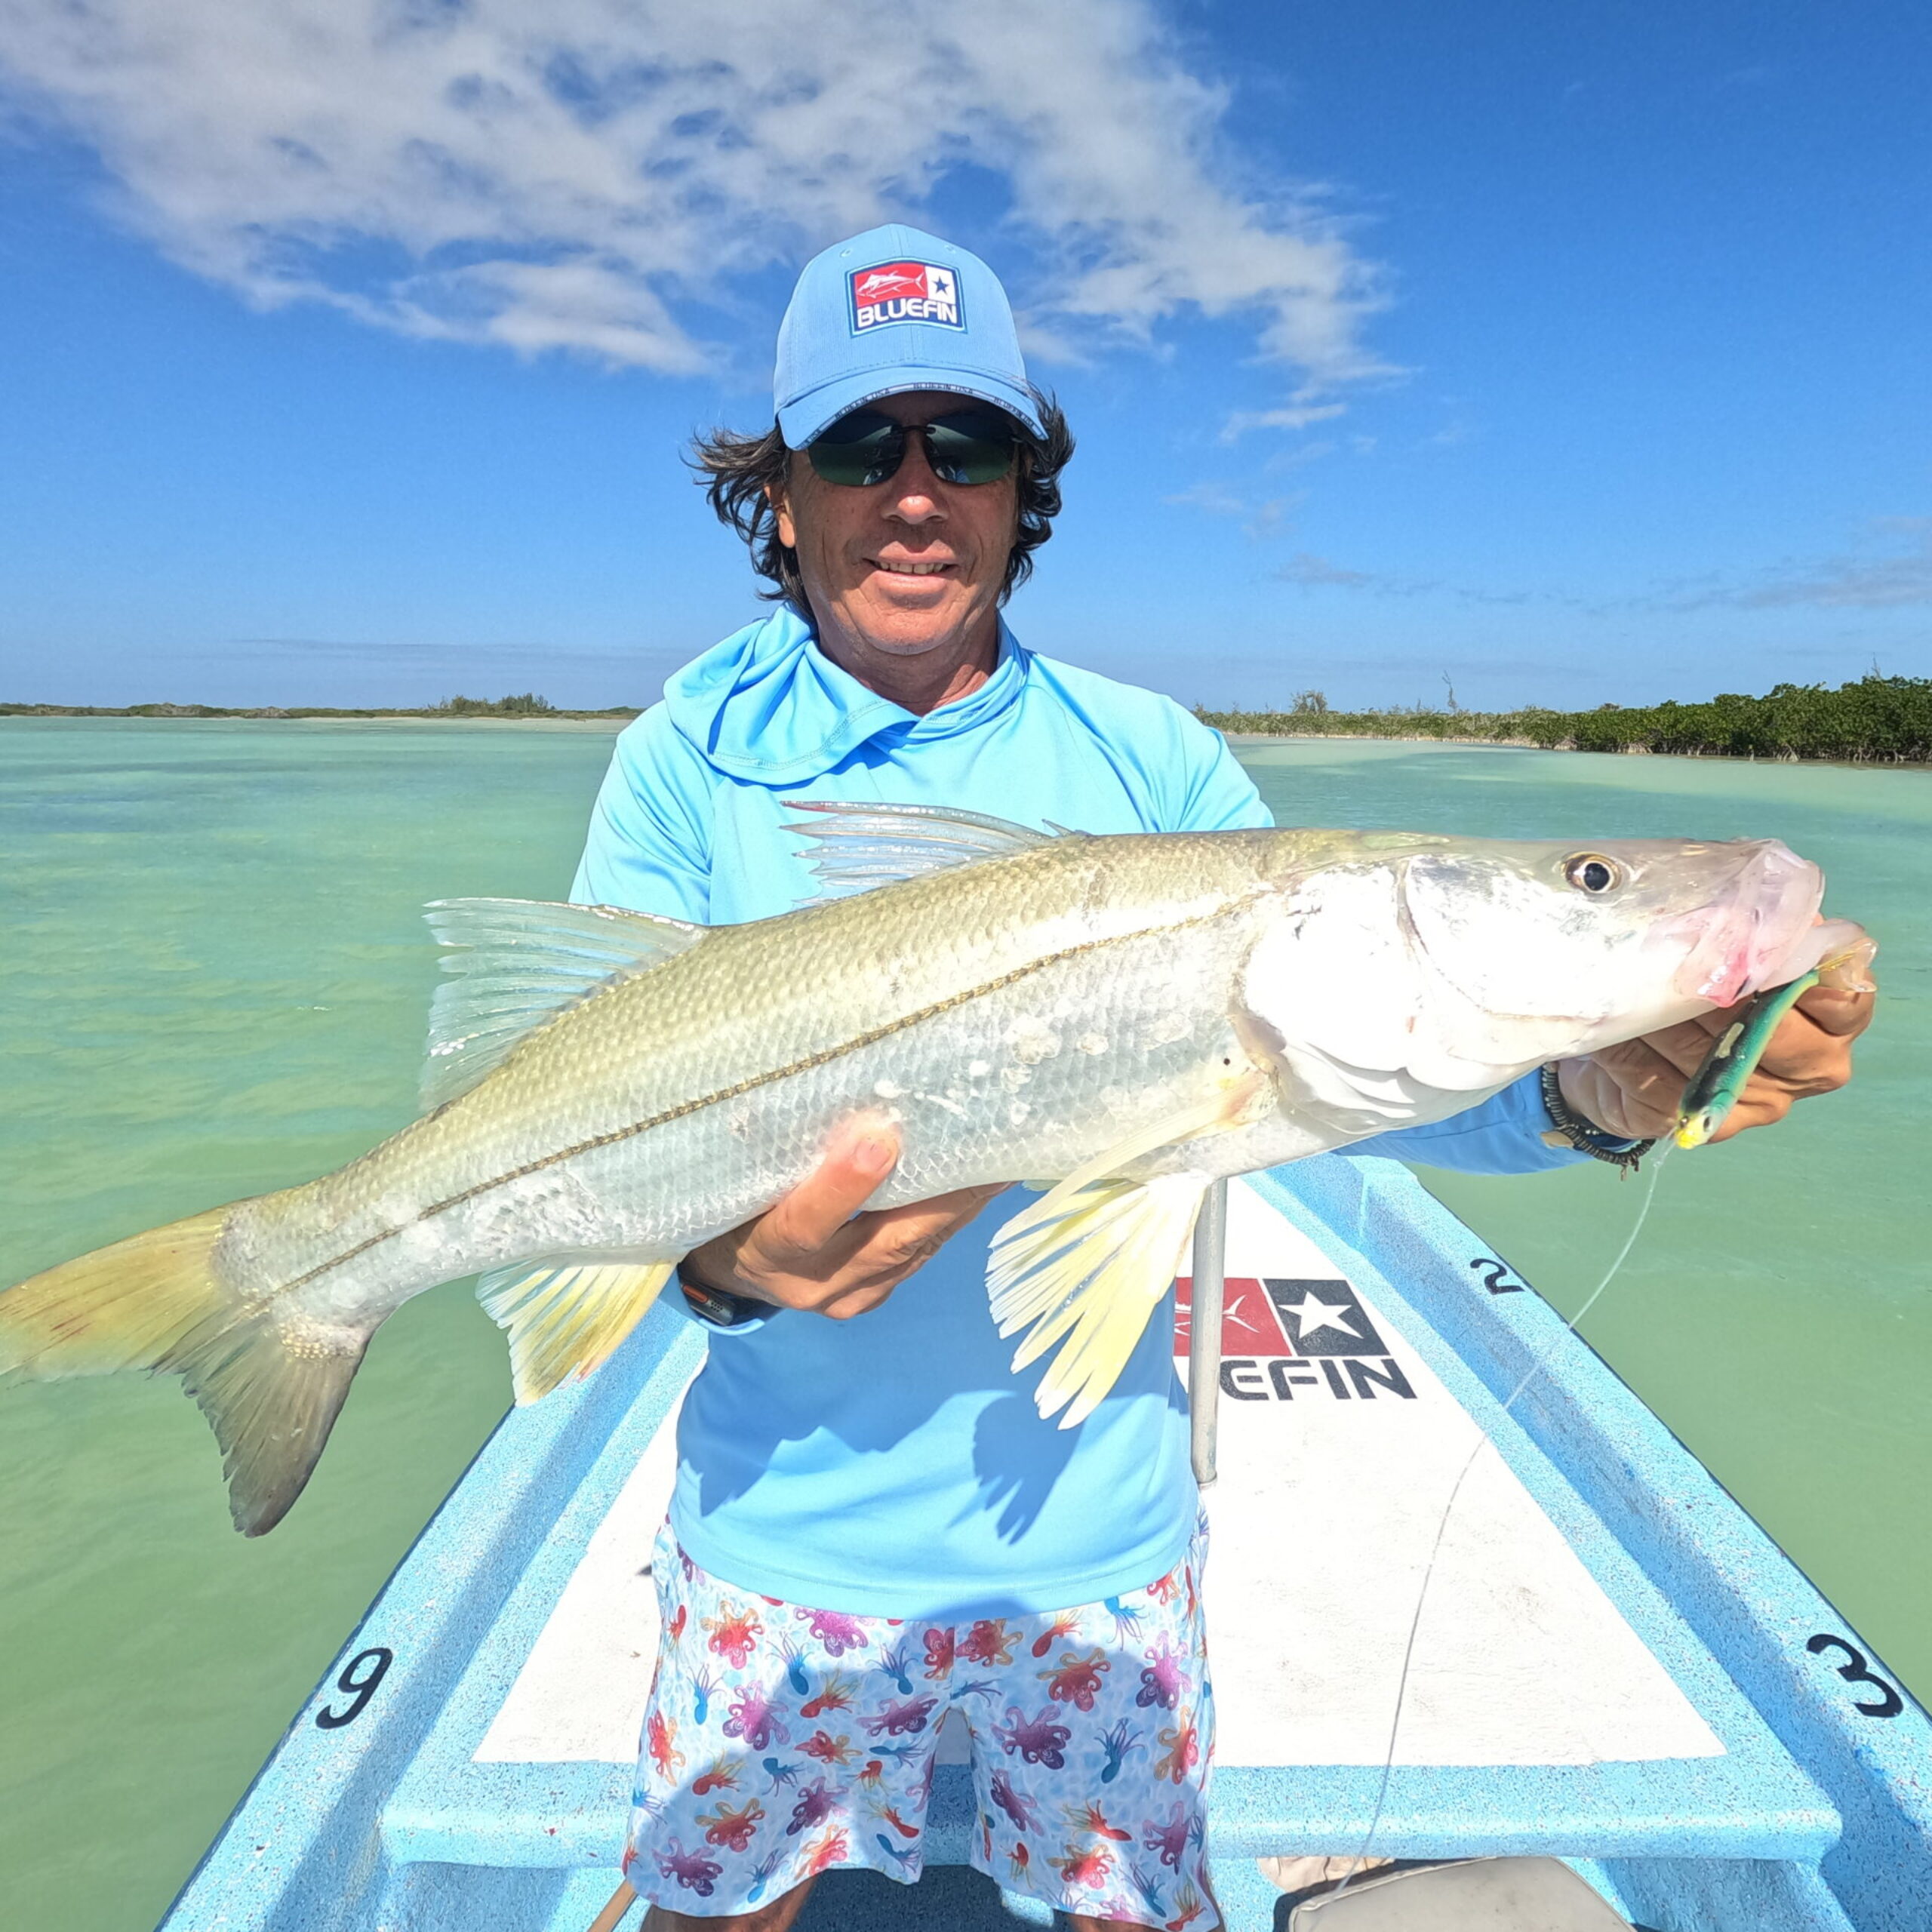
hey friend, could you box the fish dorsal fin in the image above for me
[787,800,1071,898]
[476,1257,677,1403]
[420,898,705,1109]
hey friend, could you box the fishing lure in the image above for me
[1673,971,1820,1149]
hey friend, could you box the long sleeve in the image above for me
[1168,718,1275,835]
[1349,1071,1589,1175]
[570,707,717,923]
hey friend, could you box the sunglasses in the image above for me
[803,406,1020,488]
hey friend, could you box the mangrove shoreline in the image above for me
[1197,673,1932,766]
[7,673,1930,765]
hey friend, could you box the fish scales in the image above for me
[221,829,1293,1320]
[2,806,1861,1529]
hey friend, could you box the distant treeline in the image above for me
[11,676,1930,763]
[1198,674,1932,765]
[0,692,641,721]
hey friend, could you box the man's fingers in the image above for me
[817,1279,899,1322]
[753,1121,902,1264]
[1706,1086,1792,1143]
[1566,1035,1702,1140]
[1595,1032,1704,1092]
[847,1184,1007,1275]
[772,1182,1007,1320]
[1567,956,1876,1149]
[1792,980,1875,1040]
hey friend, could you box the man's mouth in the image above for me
[872,558,952,577]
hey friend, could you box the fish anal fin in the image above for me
[421,900,706,1109]
[477,1259,675,1404]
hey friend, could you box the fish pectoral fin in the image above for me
[989,1172,1209,1431]
[477,1258,677,1404]
[1019,1069,1270,1227]
[988,1072,1269,1429]
[786,800,1072,899]
[420,900,707,1109]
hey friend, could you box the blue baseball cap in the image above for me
[774,224,1045,448]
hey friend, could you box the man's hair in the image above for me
[690,395,1074,614]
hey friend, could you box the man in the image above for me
[574,226,1869,1930]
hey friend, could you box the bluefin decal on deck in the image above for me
[1174,1275,1417,1404]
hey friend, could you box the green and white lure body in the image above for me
[1673,971,1822,1149]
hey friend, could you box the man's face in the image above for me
[773,391,1019,666]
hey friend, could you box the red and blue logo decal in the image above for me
[1174,1276,1416,1404]
[849,260,963,334]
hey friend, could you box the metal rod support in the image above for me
[1188,1177,1229,1487]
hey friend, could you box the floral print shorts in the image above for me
[623,1517,1218,1927]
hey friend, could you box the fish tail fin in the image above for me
[0,1206,234,1380]
[169,1309,368,1537]
[0,1204,368,1536]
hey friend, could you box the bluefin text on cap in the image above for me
[848,260,964,334]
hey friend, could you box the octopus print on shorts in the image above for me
[623,1517,1217,1927]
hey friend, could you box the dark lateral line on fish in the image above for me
[276,898,1255,1297]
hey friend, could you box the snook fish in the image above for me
[0,804,1865,1534]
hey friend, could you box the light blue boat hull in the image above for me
[159,1155,1931,1931]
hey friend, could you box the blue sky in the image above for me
[2,0,1927,712]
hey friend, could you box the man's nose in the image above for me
[886,434,946,523]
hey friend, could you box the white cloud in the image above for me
[0,0,1389,401]
[1164,481,1249,518]
[1221,400,1349,439]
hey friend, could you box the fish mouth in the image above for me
[1668,841,1826,1007]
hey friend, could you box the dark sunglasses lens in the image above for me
[924,414,1018,485]
[804,408,1019,487]
[805,414,903,486]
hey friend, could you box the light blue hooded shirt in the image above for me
[573,610,1579,1618]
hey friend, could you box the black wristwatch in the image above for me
[677,1269,771,1330]
[1538,1063,1655,1172]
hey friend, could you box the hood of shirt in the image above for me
[662,607,1031,783]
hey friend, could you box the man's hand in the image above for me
[681,1118,1005,1321]
[1558,976,1875,1144]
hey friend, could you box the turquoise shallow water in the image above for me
[1,720,1927,1930]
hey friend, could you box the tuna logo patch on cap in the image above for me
[849,260,963,334]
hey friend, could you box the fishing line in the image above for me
[1331,1142,1674,1900]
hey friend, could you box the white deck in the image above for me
[476,1179,1718,1773]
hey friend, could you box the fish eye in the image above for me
[1564,853,1622,894]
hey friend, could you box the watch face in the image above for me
[680,1278,757,1327]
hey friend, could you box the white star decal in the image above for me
[1278,1290,1361,1343]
